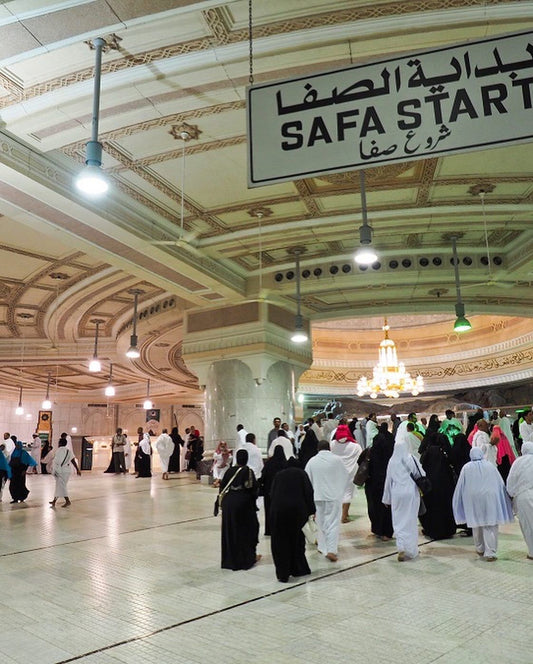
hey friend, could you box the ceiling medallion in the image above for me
[170,122,202,141]
[49,272,69,280]
[154,342,170,347]
[468,182,495,197]
[17,312,34,319]
[248,206,273,219]
[84,34,122,52]
[356,319,424,399]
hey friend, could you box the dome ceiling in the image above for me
[0,0,532,404]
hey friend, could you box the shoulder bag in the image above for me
[353,447,370,486]
[213,467,241,516]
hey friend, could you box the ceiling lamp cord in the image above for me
[354,170,378,265]
[451,235,472,332]
[248,0,254,85]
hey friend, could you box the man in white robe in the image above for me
[321,413,337,442]
[382,440,423,561]
[155,428,175,480]
[472,419,497,466]
[330,437,362,523]
[233,432,263,479]
[305,441,349,562]
[506,441,533,560]
[453,447,513,561]
[267,430,294,460]
[519,410,533,446]
[30,434,42,473]
[236,424,248,446]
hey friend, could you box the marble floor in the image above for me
[1,470,532,664]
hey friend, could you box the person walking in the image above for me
[506,442,533,559]
[9,437,37,503]
[111,427,127,474]
[155,428,174,480]
[269,459,315,583]
[453,447,513,561]
[305,440,348,562]
[49,437,81,507]
[382,440,425,561]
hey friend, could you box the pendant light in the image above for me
[105,363,115,397]
[126,289,143,358]
[143,379,153,410]
[354,169,378,265]
[451,235,472,332]
[15,386,24,415]
[89,319,104,372]
[75,37,109,196]
[290,248,308,343]
[42,371,52,410]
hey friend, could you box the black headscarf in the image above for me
[236,449,249,466]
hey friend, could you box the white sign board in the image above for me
[247,31,533,187]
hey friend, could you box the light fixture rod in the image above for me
[90,37,105,143]
[451,235,463,304]
[45,371,51,400]
[294,250,302,318]
[17,386,23,407]
[359,169,369,227]
[93,320,101,357]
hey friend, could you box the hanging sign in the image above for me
[247,30,533,187]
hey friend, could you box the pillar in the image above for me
[182,301,311,451]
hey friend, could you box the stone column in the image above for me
[182,301,311,451]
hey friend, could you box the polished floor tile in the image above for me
[1,472,531,663]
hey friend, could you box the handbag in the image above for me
[213,467,241,516]
[353,448,370,486]
[408,456,432,496]
[302,516,318,545]
[418,497,427,517]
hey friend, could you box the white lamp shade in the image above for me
[143,399,153,410]
[42,399,52,409]
[89,358,101,372]
[75,165,109,196]
[105,384,116,397]
[15,405,24,415]
[291,330,308,343]
[354,246,378,265]
[126,346,140,358]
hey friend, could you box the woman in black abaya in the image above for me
[168,426,184,473]
[220,449,260,571]
[419,432,457,539]
[365,422,394,540]
[259,444,287,536]
[269,459,315,583]
[298,428,319,468]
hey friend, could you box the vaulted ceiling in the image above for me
[0,0,533,405]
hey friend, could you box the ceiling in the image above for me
[1,0,533,405]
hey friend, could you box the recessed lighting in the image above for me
[49,272,69,280]
[17,312,34,319]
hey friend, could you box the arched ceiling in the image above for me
[0,0,533,404]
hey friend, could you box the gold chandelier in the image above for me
[356,320,424,399]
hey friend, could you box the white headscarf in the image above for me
[506,442,533,498]
[452,446,513,527]
[386,441,422,486]
[140,433,151,455]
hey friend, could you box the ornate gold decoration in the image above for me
[248,207,273,219]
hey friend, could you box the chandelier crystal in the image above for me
[357,320,424,399]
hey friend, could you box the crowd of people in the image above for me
[3,407,533,580]
[216,408,533,581]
